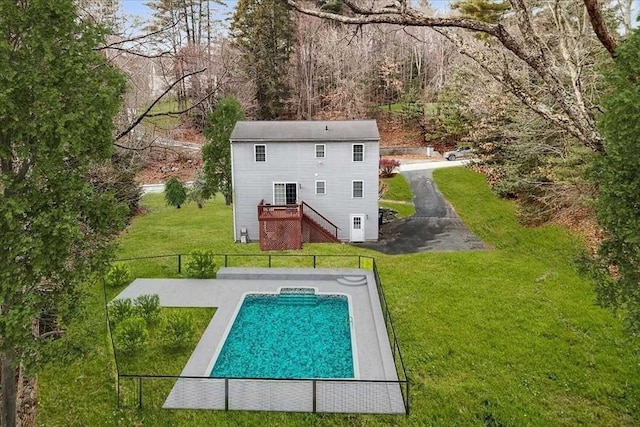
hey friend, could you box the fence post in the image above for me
[406,381,410,416]
[224,255,228,268]
[358,256,361,269]
[138,376,142,409]
[313,255,316,268]
[178,254,182,273]
[225,378,229,411]
[268,255,272,268]
[312,380,317,413]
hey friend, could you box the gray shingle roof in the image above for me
[230,120,380,142]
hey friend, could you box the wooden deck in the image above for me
[257,201,339,250]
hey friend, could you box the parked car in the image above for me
[443,146,475,161]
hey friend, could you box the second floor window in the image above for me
[315,144,325,158]
[353,144,364,162]
[352,180,363,198]
[255,145,266,162]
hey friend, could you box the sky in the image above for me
[120,0,453,20]
[120,0,638,28]
[121,0,236,20]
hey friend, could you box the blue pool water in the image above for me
[210,290,354,379]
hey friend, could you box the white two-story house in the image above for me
[230,120,380,250]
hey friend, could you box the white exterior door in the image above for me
[350,214,365,242]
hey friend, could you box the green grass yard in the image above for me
[380,173,415,217]
[142,100,185,131]
[37,168,640,426]
[378,102,438,116]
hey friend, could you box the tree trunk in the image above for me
[16,365,37,427]
[1,350,17,427]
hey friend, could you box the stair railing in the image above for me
[300,202,339,240]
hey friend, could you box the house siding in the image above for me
[231,125,379,242]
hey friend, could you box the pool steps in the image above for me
[277,293,318,305]
[335,276,367,286]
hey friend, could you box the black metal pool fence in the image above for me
[107,254,410,415]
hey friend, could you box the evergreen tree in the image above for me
[451,0,510,24]
[202,98,245,205]
[0,1,127,423]
[164,176,188,208]
[231,0,294,119]
[589,28,640,335]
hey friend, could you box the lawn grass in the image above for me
[142,100,184,131]
[378,102,438,116]
[381,173,413,202]
[380,173,415,217]
[38,168,640,426]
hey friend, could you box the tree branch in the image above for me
[97,45,172,59]
[95,21,180,51]
[283,0,605,152]
[38,330,64,340]
[583,0,618,58]
[115,68,207,141]
[144,85,221,118]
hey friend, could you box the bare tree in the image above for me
[283,0,623,153]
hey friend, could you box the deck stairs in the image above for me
[301,202,340,244]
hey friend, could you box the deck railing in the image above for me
[107,254,410,415]
[257,200,301,219]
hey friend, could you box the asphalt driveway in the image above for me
[356,167,488,254]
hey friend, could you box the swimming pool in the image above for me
[209,288,355,379]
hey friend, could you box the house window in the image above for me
[255,145,266,162]
[274,182,297,204]
[315,144,325,158]
[352,144,364,162]
[315,180,326,195]
[352,180,363,198]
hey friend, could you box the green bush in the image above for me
[108,298,134,325]
[188,169,208,208]
[104,263,130,289]
[134,294,160,325]
[161,313,195,349]
[113,317,148,355]
[185,250,216,279]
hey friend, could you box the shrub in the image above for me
[134,294,160,325]
[185,250,217,279]
[104,263,130,289]
[379,158,401,178]
[108,298,134,325]
[161,313,195,349]
[164,176,188,208]
[113,317,148,354]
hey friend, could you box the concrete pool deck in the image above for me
[115,267,406,414]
